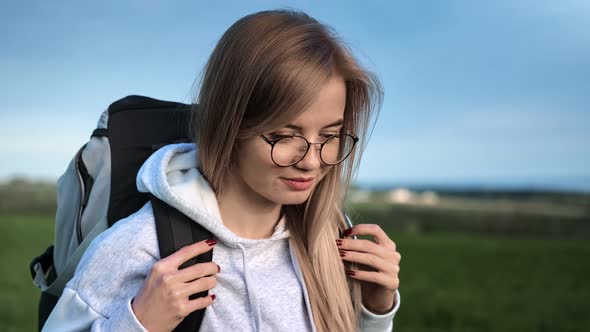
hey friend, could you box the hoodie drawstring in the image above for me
[238,243,262,331]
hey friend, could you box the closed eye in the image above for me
[267,133,296,141]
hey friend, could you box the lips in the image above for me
[280,177,315,191]
[283,177,314,182]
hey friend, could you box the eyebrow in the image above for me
[283,119,344,131]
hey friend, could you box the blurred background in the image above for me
[1,1,589,331]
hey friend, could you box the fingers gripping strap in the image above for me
[150,195,213,332]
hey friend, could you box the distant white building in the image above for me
[387,188,415,204]
[387,188,440,205]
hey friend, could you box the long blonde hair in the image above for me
[193,9,382,331]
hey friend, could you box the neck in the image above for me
[217,174,283,239]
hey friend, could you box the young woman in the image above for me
[43,9,401,332]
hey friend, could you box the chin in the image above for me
[274,190,313,206]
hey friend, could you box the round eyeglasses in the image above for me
[259,133,359,167]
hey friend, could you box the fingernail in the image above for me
[346,270,356,277]
[339,250,346,257]
[336,239,343,246]
[206,239,217,246]
[342,228,353,237]
[211,294,216,301]
[217,264,221,273]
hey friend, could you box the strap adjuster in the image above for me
[30,245,54,281]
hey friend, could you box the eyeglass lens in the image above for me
[272,135,355,166]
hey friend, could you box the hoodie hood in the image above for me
[136,143,290,247]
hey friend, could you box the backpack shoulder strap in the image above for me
[150,195,213,332]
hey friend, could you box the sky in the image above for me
[1,0,589,191]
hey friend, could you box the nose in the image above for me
[295,143,322,170]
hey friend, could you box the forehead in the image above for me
[284,75,346,129]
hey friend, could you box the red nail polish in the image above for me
[339,250,346,257]
[205,239,217,246]
[217,264,221,273]
[346,270,356,277]
[336,239,343,246]
[211,294,216,301]
[342,228,352,237]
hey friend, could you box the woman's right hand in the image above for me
[131,238,219,332]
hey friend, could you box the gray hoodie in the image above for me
[43,143,400,331]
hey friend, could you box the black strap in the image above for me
[151,195,213,332]
[38,291,59,332]
[91,128,108,137]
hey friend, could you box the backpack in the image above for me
[30,95,213,332]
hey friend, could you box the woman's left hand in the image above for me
[337,224,401,314]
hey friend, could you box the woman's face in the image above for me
[233,75,347,207]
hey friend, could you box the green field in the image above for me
[1,215,53,332]
[1,215,589,331]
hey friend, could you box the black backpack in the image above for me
[30,95,212,331]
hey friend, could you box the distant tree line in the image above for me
[0,178,57,215]
[348,202,590,239]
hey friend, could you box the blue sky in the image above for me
[1,1,589,190]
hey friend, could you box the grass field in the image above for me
[1,215,589,331]
[1,215,53,332]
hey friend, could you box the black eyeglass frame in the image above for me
[259,133,359,167]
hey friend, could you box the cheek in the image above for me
[238,144,279,188]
